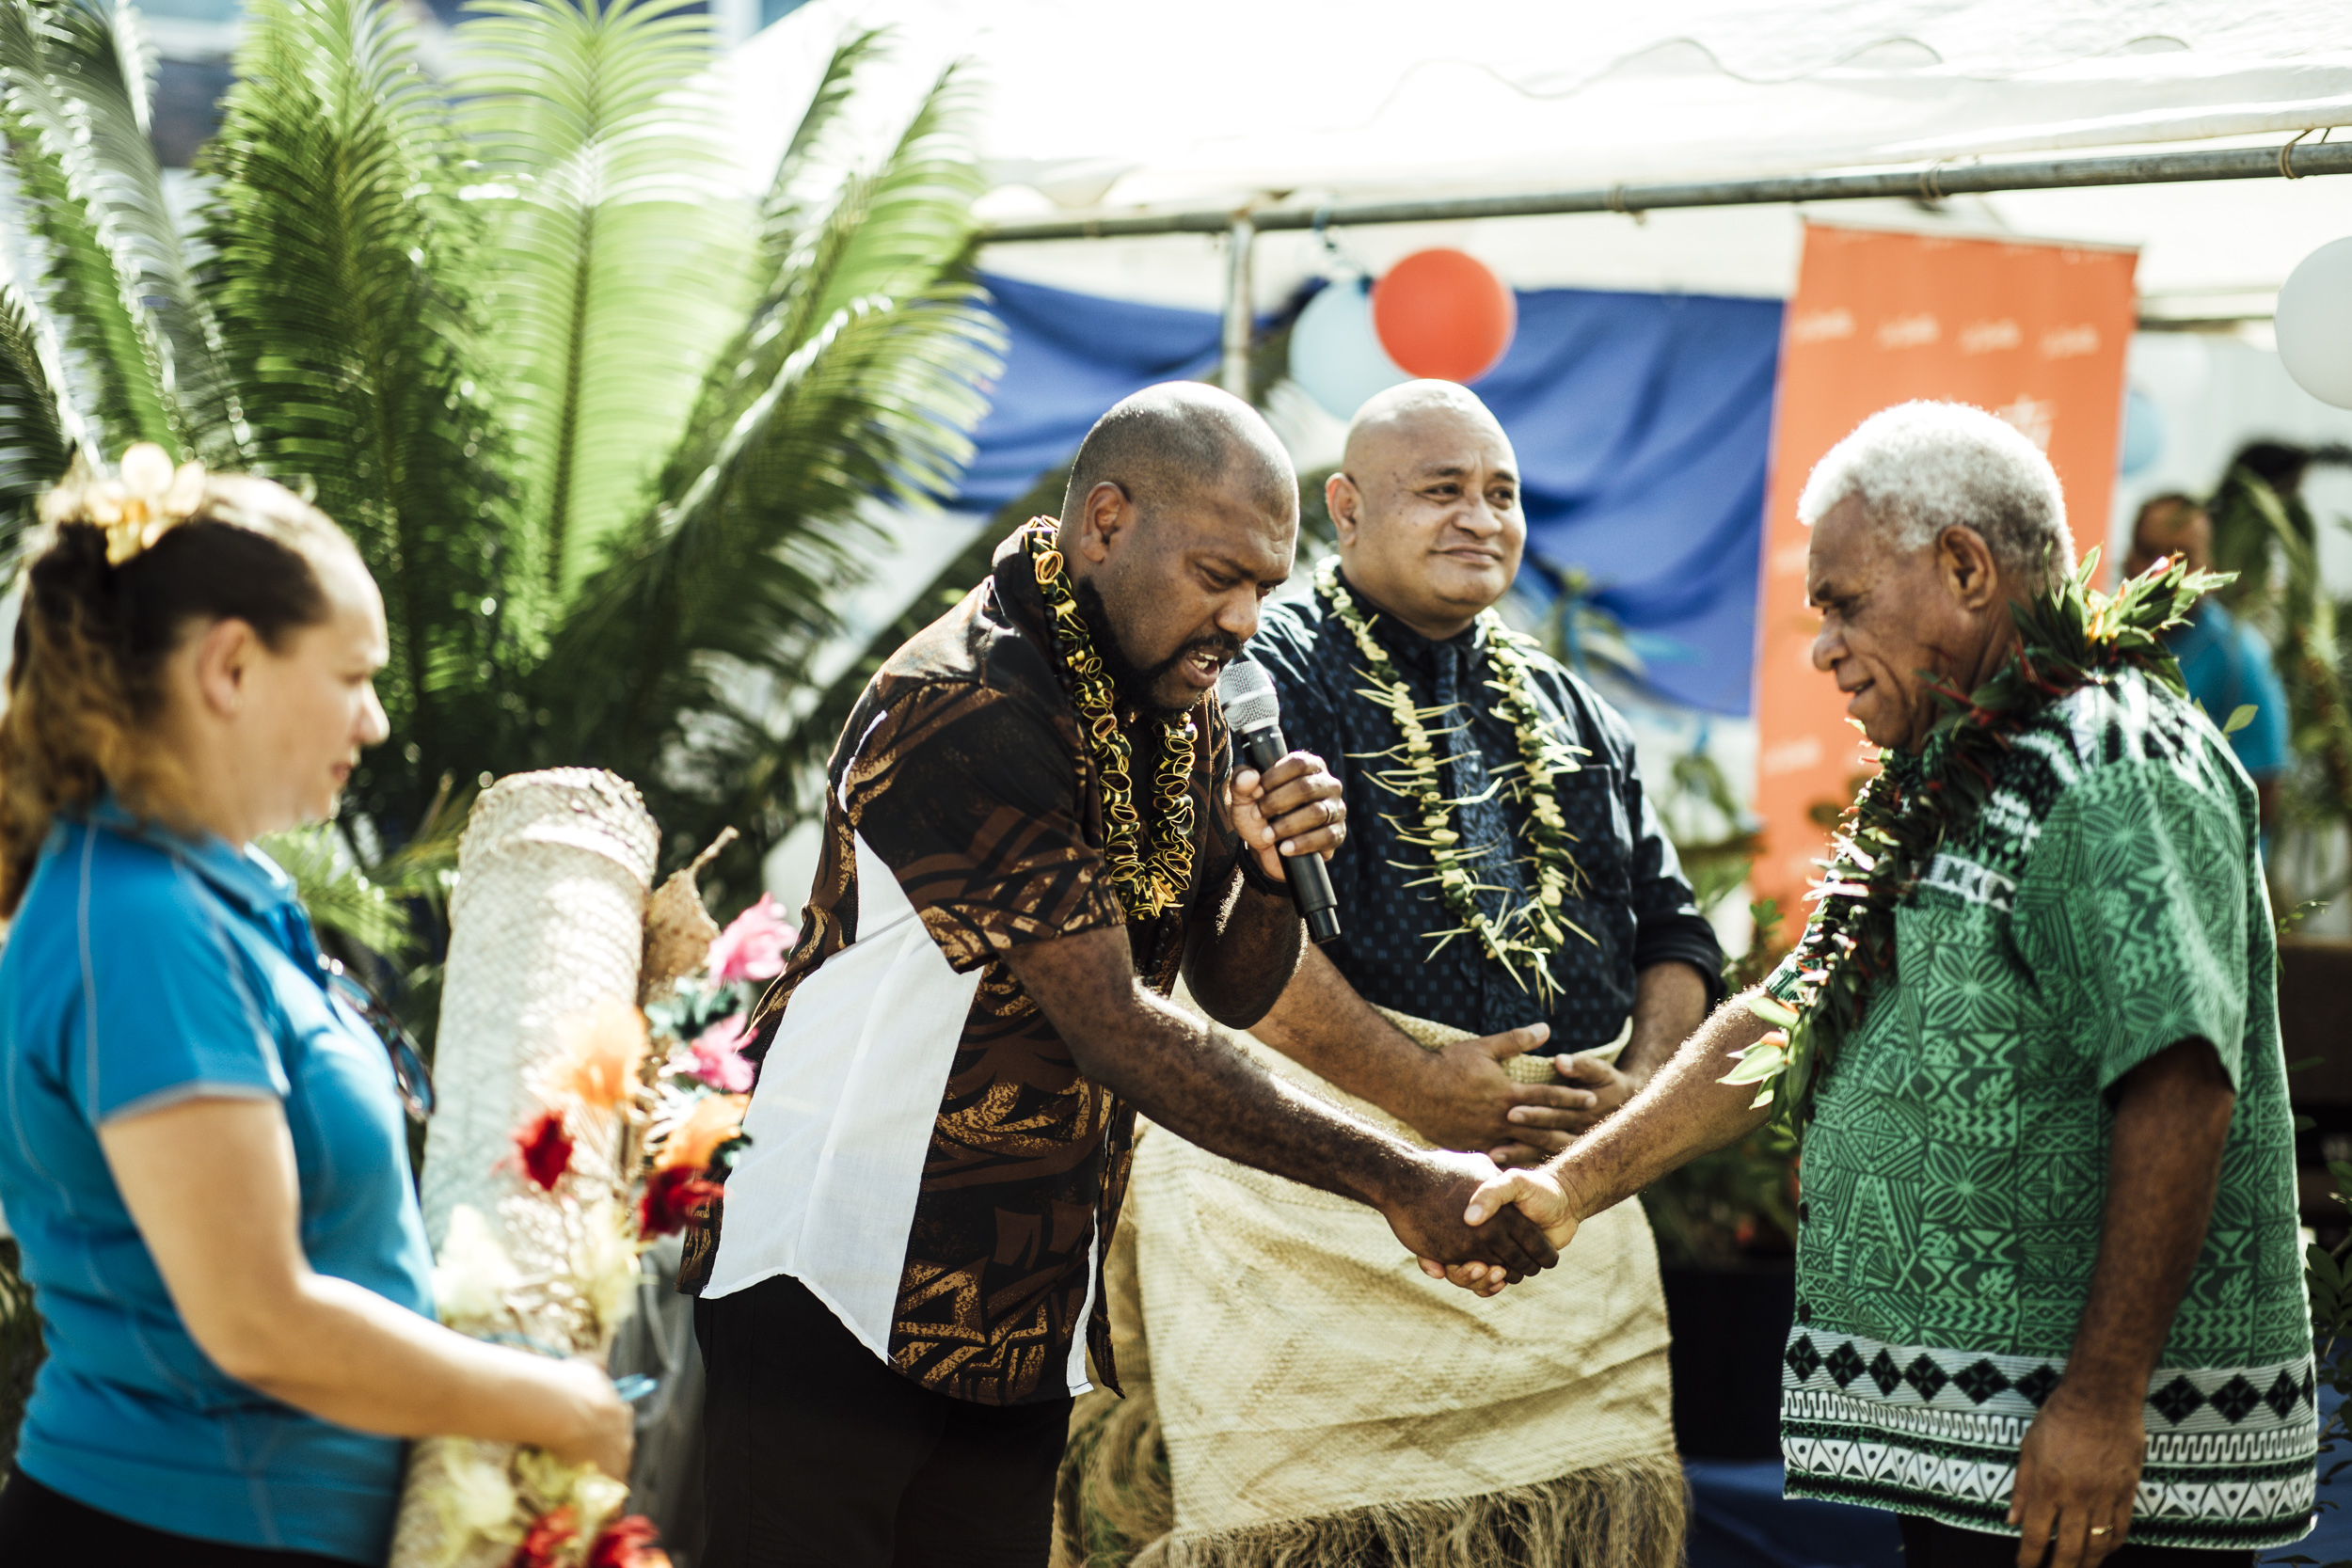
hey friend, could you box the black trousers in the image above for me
[1899,1513,2260,1567]
[0,1467,363,1567]
[696,1274,1073,1568]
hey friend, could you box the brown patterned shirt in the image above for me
[679,526,1241,1405]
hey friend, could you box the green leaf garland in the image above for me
[1730,548,2227,1129]
[1317,559,1593,1000]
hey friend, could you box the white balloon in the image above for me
[2277,236,2352,410]
[1288,277,1408,421]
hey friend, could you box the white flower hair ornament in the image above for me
[39,442,209,566]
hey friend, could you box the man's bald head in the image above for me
[1060,382,1295,531]
[1327,381,1525,640]
[1342,380,1512,475]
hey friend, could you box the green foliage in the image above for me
[2206,463,2352,849]
[535,55,1000,890]
[1,0,1002,956]
[0,278,81,541]
[0,1238,37,1479]
[453,0,750,616]
[202,0,511,832]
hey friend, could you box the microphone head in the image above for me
[1217,659,1281,735]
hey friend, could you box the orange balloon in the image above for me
[1370,249,1518,383]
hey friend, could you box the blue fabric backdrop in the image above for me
[963,273,1782,715]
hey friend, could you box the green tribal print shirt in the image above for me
[1766,666,2313,1550]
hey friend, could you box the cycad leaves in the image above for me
[453,0,753,623]
[0,278,79,548]
[200,0,506,827]
[541,55,1002,865]
[0,0,192,458]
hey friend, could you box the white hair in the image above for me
[1798,401,2073,587]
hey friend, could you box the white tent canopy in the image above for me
[719,2,2352,315]
[723,2,2352,214]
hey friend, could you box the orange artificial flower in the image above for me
[553,999,649,1111]
[656,1093,750,1173]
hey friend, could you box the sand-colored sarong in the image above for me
[1059,1008,1684,1568]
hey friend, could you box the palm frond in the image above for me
[543,277,1001,866]
[453,0,755,624]
[0,277,87,537]
[0,0,181,455]
[531,49,997,854]
[653,28,907,490]
[261,823,419,959]
[36,0,245,461]
[200,0,512,831]
[753,25,882,268]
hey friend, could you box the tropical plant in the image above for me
[2205,451,2352,900]
[0,0,1002,927]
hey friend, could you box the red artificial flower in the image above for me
[589,1514,670,1568]
[513,1109,574,1192]
[638,1164,723,1237]
[509,1506,576,1568]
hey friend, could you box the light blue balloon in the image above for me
[1289,277,1408,421]
[2119,387,2164,477]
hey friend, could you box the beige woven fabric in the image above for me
[1122,1007,1677,1560]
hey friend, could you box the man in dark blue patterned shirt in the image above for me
[1101,382,1721,1567]
[1245,380,1723,1164]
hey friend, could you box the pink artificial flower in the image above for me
[688,1017,755,1092]
[707,894,796,987]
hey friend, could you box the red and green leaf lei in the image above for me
[1724,549,2227,1129]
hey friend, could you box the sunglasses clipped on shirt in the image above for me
[319,957,437,1123]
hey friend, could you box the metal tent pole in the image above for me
[1220,214,1255,398]
[984,136,2352,244]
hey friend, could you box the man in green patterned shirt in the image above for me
[1445,402,2313,1567]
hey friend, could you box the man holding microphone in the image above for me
[679,383,1557,1568]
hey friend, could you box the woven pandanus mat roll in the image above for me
[393,769,658,1568]
[418,768,658,1249]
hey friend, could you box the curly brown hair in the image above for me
[0,464,358,916]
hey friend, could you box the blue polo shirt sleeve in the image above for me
[73,846,289,1126]
[2224,620,2291,780]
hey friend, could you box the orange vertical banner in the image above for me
[1752,223,2137,917]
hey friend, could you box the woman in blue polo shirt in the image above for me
[0,451,630,1564]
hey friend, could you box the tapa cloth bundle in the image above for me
[1073,1005,1683,1568]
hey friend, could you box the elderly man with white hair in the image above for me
[1454,402,2313,1567]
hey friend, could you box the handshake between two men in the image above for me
[1005,745,1583,1291]
[1024,736,1700,1293]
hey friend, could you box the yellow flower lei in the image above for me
[1023,518,1198,921]
[1317,558,1592,998]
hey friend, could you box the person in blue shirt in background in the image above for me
[2123,492,2291,832]
[0,449,630,1566]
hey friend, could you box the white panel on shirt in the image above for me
[701,829,980,1370]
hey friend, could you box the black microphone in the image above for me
[1217,660,1342,944]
